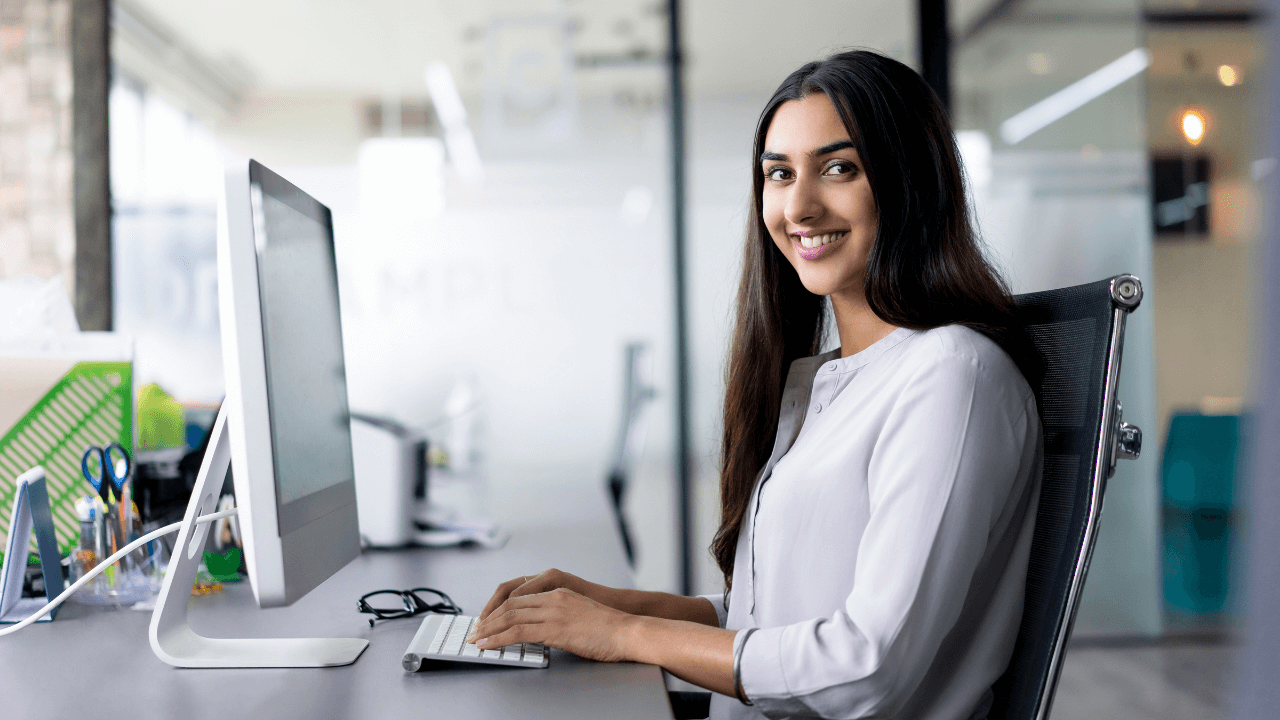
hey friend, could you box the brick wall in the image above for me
[0,0,73,285]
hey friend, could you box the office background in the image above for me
[0,0,1272,716]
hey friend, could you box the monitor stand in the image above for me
[148,406,368,667]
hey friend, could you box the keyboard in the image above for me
[402,613,550,671]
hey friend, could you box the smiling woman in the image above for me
[472,50,1041,720]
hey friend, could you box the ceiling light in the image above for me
[1027,53,1051,75]
[1180,109,1206,145]
[1217,64,1240,87]
[1000,48,1150,145]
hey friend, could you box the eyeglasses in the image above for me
[356,587,462,627]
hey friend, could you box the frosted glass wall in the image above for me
[955,0,1161,635]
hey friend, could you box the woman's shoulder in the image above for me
[903,325,1031,394]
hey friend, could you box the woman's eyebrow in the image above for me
[814,140,855,156]
[760,140,856,165]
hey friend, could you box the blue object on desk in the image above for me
[1161,412,1239,615]
[81,443,131,502]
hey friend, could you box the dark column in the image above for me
[666,0,694,596]
[918,0,951,114]
[71,0,112,331]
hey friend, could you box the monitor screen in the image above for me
[248,163,355,530]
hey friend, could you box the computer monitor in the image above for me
[148,159,368,668]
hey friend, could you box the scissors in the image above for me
[82,444,132,555]
[81,443,131,504]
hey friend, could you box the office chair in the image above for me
[606,343,658,568]
[669,275,1144,720]
[987,274,1144,720]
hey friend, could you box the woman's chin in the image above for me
[796,273,856,299]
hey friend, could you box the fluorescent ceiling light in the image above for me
[1000,48,1150,145]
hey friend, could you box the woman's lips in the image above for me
[791,231,846,260]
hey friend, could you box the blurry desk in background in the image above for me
[1,482,673,720]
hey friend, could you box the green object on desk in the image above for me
[203,549,243,582]
[0,552,42,566]
[0,361,132,555]
[138,383,185,449]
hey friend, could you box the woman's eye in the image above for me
[766,167,792,182]
[825,162,857,177]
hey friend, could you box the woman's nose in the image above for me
[784,174,824,226]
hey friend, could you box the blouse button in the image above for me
[812,402,823,413]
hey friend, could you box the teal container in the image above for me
[1161,413,1239,615]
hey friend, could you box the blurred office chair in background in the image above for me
[989,274,1144,720]
[606,342,657,568]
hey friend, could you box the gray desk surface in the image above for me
[1,483,674,720]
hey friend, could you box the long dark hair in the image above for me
[714,50,1014,592]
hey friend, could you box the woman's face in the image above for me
[760,93,877,299]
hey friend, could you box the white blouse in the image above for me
[700,325,1042,720]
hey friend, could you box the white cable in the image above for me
[0,507,239,637]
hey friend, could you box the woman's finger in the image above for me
[472,595,551,638]
[479,576,527,621]
[474,607,549,647]
[474,624,536,651]
[508,573,544,599]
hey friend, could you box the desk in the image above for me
[1,482,674,719]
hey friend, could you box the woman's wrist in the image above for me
[622,614,661,665]
[579,578,627,611]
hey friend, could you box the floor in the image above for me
[1051,634,1237,720]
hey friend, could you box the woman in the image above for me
[470,50,1042,720]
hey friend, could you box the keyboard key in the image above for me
[462,643,481,657]
[429,618,453,654]
[482,649,501,659]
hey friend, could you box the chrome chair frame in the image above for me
[990,274,1144,720]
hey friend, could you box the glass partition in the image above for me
[954,0,1160,635]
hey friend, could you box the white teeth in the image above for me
[798,233,846,248]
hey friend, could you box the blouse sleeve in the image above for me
[698,593,729,628]
[736,347,1037,719]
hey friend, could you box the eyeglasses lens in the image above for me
[363,591,412,615]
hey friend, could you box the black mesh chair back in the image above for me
[988,275,1144,720]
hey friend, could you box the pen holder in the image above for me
[69,512,164,607]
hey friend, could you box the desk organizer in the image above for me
[0,361,133,554]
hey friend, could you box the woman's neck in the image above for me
[830,290,899,358]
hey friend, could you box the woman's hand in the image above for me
[470,587,640,663]
[478,568,591,623]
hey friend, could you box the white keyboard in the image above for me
[402,613,550,671]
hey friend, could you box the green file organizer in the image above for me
[0,362,132,555]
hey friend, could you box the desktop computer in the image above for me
[147,159,368,668]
